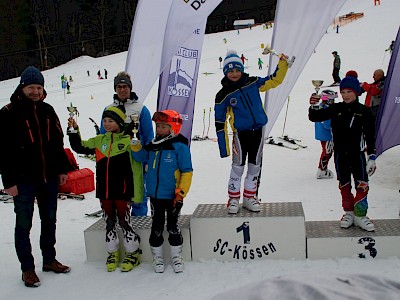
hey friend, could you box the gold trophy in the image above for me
[311,80,324,109]
[129,113,140,144]
[262,44,296,68]
[312,80,324,95]
[67,102,78,134]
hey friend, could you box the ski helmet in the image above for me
[152,110,183,137]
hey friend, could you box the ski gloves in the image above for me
[366,154,376,176]
[172,188,184,217]
[130,139,142,152]
[309,93,322,109]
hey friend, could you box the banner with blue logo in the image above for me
[125,0,222,104]
[157,23,206,143]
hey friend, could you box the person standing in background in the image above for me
[331,51,341,85]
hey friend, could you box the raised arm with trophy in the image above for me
[262,44,296,68]
[67,102,78,134]
[310,80,324,109]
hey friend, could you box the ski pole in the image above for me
[206,107,211,138]
[381,50,387,67]
[202,109,206,138]
[89,117,100,135]
[281,96,290,137]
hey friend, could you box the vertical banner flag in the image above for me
[263,0,346,137]
[125,0,222,104]
[375,26,400,157]
[157,22,207,143]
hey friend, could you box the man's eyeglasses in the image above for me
[116,85,130,90]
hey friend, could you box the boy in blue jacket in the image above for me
[314,90,338,179]
[214,50,288,214]
[131,110,192,273]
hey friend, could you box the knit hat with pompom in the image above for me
[223,50,244,75]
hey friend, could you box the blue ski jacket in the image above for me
[131,134,193,200]
[214,60,288,158]
[314,104,332,141]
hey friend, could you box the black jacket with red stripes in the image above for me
[0,86,72,188]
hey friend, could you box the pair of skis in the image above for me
[1,192,84,202]
[0,194,13,203]
[79,154,96,161]
[265,136,307,150]
[85,209,102,217]
[278,135,307,149]
[57,192,85,200]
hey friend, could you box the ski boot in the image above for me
[171,245,184,273]
[340,211,354,228]
[354,216,375,232]
[316,168,334,179]
[106,250,120,272]
[243,197,260,212]
[120,249,141,272]
[227,198,240,214]
[150,246,165,273]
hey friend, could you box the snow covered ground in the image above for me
[0,0,399,299]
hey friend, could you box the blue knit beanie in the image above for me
[340,76,360,96]
[223,50,244,75]
[20,66,45,87]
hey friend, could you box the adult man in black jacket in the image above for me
[0,66,72,287]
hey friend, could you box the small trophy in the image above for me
[262,44,296,68]
[312,80,324,95]
[311,80,324,109]
[67,102,78,134]
[130,113,140,144]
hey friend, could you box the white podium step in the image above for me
[84,215,191,262]
[306,219,400,259]
[190,202,306,261]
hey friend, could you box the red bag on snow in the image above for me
[59,148,95,195]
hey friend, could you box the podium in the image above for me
[306,219,400,259]
[83,202,400,262]
[190,203,306,261]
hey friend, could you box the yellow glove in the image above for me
[130,139,142,152]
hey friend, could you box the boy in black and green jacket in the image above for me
[68,106,141,272]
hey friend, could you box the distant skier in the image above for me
[331,51,341,85]
[257,58,263,70]
[385,40,394,53]
[219,56,222,69]
[104,69,108,79]
[240,53,247,64]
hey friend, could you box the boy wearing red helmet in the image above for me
[131,110,193,273]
